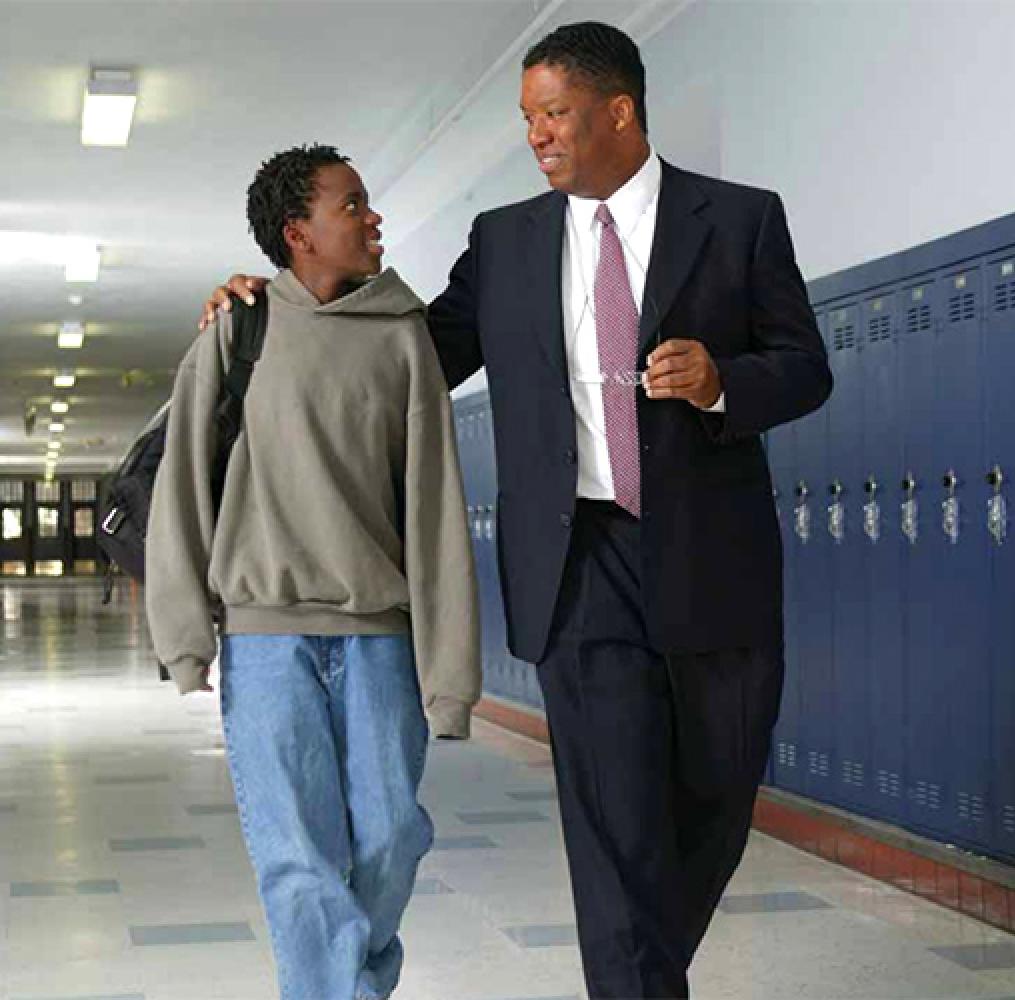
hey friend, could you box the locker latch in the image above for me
[901,473,919,545]
[827,479,845,544]
[863,476,881,544]
[793,480,811,544]
[941,469,960,545]
[986,465,1007,546]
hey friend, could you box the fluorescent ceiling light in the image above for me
[65,243,100,282]
[68,293,83,306]
[47,441,62,451]
[81,68,137,147]
[0,232,101,280]
[49,422,66,433]
[57,321,85,349]
[50,401,70,414]
[53,372,76,388]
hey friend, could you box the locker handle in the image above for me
[863,477,878,495]
[794,481,809,500]
[828,479,843,498]
[986,465,1004,489]
[901,474,916,494]
[942,470,958,493]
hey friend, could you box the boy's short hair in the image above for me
[246,143,350,269]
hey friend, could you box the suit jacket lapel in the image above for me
[526,192,568,381]
[639,162,712,356]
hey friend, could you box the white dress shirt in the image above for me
[562,150,724,501]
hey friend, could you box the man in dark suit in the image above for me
[201,22,831,998]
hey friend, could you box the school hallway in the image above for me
[0,578,1010,1000]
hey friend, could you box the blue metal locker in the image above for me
[825,302,868,811]
[984,252,1015,861]
[794,311,836,802]
[766,421,803,791]
[860,288,907,824]
[897,276,950,840]
[933,265,991,852]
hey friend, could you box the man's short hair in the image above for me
[523,21,648,134]
[246,144,350,270]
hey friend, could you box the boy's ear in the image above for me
[283,219,310,257]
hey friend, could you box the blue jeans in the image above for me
[220,634,433,1000]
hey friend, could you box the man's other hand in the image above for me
[644,338,721,409]
[198,274,269,331]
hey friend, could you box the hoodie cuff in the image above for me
[427,696,472,740]
[166,656,209,695]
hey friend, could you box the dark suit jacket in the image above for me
[428,159,833,663]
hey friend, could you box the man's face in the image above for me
[289,163,383,279]
[520,61,622,199]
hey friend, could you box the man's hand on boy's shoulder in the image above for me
[198,274,269,331]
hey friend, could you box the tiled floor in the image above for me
[1,579,1015,1000]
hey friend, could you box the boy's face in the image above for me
[285,163,383,280]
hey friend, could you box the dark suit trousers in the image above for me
[536,500,784,999]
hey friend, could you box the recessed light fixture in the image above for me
[81,67,138,147]
[65,242,100,283]
[68,293,84,306]
[53,372,76,388]
[49,421,66,433]
[47,440,62,451]
[0,232,101,282]
[57,321,85,349]
[50,401,70,415]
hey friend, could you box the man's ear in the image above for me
[610,94,636,132]
[284,219,310,257]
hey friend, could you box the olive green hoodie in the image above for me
[146,267,480,738]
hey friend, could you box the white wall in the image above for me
[388,0,1015,396]
[393,0,1015,292]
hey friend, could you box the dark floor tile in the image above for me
[719,890,832,915]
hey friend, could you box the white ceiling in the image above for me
[0,0,676,476]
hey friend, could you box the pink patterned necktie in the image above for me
[594,202,641,518]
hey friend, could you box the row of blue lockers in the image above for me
[452,210,1015,865]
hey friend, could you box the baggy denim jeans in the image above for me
[220,634,433,1000]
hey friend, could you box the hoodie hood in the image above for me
[269,266,424,318]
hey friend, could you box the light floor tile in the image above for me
[433,835,499,850]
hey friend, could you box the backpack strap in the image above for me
[222,289,269,404]
[210,288,269,509]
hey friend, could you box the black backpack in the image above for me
[98,291,269,597]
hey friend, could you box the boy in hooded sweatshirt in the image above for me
[146,144,480,1000]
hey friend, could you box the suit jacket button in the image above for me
[560,513,572,527]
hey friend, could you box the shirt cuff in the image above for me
[426,696,472,740]
[699,390,726,414]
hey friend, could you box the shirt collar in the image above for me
[568,149,661,239]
